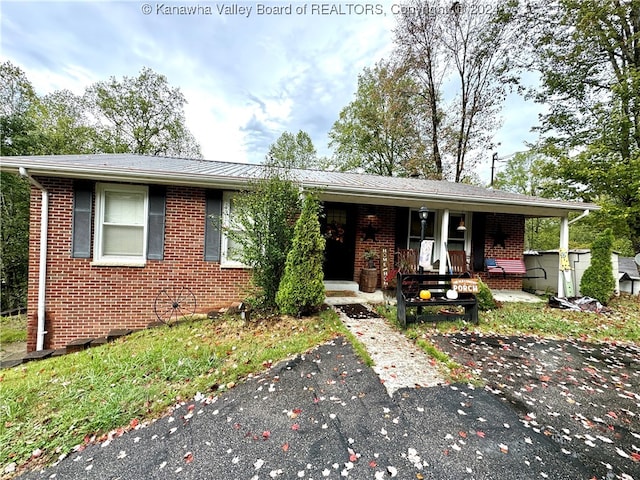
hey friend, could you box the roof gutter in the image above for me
[19,168,48,351]
[568,209,590,225]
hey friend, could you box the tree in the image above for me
[329,60,431,177]
[35,90,97,155]
[86,67,202,158]
[0,61,42,156]
[525,0,640,251]
[0,172,30,312]
[580,228,615,304]
[223,168,301,310]
[392,0,518,181]
[276,194,326,316]
[0,62,39,311]
[493,151,556,250]
[266,130,319,169]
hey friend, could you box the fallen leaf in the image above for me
[184,452,193,463]
[616,447,630,458]
[282,442,289,452]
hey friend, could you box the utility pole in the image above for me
[490,152,498,187]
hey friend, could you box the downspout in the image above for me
[558,210,590,296]
[19,168,48,351]
[568,209,590,225]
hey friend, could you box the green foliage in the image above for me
[0,173,30,311]
[580,228,616,304]
[224,170,301,310]
[86,66,201,158]
[276,195,326,316]
[526,0,640,251]
[476,277,498,311]
[1,62,204,311]
[0,61,42,156]
[328,60,431,177]
[0,314,27,343]
[266,130,319,169]
[35,90,97,155]
[0,313,344,475]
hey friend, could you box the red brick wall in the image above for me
[27,178,250,351]
[476,213,525,290]
[353,205,396,288]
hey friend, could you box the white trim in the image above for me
[220,191,249,268]
[93,183,148,266]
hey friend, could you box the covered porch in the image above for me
[323,280,544,305]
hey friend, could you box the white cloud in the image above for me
[1,0,540,173]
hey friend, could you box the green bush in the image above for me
[276,195,326,316]
[476,277,498,311]
[580,228,615,304]
[222,170,301,310]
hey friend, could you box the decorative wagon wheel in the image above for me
[154,287,197,325]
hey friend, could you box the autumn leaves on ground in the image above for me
[0,310,346,476]
[1,295,639,478]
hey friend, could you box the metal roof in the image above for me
[0,153,599,217]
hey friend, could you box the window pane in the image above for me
[226,237,243,261]
[104,191,145,224]
[409,210,435,238]
[448,215,465,240]
[103,225,144,256]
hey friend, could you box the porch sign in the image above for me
[451,278,479,294]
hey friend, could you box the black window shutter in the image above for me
[72,181,93,258]
[147,186,166,260]
[204,190,222,261]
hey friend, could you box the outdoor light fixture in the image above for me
[457,216,467,232]
[419,206,429,220]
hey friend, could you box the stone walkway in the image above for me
[333,304,445,396]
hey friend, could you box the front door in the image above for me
[321,203,356,280]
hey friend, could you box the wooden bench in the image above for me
[485,258,547,279]
[396,272,479,328]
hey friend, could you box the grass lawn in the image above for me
[2,295,638,476]
[376,294,640,382]
[0,315,27,345]
[378,294,640,343]
[0,309,350,476]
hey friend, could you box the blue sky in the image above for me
[1,0,543,183]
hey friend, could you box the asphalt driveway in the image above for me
[16,335,619,480]
[431,332,640,479]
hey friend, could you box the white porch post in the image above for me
[558,215,570,296]
[439,209,450,274]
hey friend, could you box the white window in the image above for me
[93,183,148,266]
[221,192,248,268]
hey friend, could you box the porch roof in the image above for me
[0,153,599,217]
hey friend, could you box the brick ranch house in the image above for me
[0,154,598,352]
